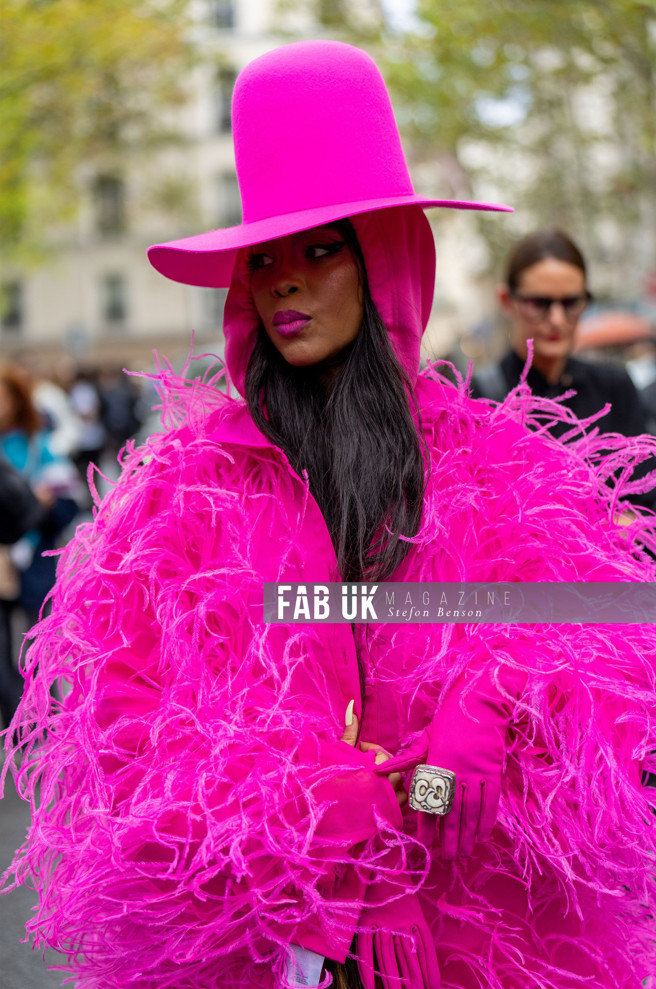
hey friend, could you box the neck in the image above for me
[513,346,567,385]
[314,342,356,391]
[531,353,567,384]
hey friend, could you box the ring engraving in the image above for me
[409,764,456,815]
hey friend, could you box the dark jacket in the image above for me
[0,459,45,544]
[471,350,647,438]
[472,350,654,507]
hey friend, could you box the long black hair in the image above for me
[245,221,424,988]
[244,218,426,584]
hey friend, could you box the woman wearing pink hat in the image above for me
[4,40,656,989]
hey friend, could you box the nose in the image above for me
[269,253,303,298]
[272,277,300,298]
[547,301,568,328]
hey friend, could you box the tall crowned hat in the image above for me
[147,40,511,288]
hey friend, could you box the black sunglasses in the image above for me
[510,291,593,321]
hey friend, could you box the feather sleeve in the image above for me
[2,389,403,989]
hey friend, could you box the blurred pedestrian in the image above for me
[472,229,646,435]
[98,366,141,458]
[33,370,83,460]
[472,229,653,505]
[0,364,81,624]
[0,458,46,729]
[69,368,106,483]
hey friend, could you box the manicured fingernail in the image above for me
[345,699,355,726]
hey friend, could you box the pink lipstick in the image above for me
[273,309,311,337]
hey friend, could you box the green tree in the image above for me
[300,0,656,293]
[0,0,194,262]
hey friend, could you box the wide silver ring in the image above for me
[409,764,456,816]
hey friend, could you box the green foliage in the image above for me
[0,0,194,261]
[387,0,656,215]
[304,0,656,280]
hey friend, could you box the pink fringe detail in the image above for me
[2,360,656,988]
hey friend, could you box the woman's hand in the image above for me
[341,699,407,807]
[369,667,525,858]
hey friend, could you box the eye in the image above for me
[247,251,274,272]
[305,241,346,260]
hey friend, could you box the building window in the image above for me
[101,274,127,327]
[215,67,237,133]
[1,281,23,334]
[94,175,126,236]
[209,1,234,29]
[217,172,241,227]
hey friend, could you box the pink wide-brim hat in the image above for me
[147,40,512,289]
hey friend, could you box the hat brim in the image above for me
[147,194,512,288]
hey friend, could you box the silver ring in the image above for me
[409,764,456,815]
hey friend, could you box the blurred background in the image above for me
[2,0,655,387]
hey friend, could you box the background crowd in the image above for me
[0,360,144,729]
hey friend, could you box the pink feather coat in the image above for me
[4,207,656,988]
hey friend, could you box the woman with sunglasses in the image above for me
[4,42,656,989]
[473,229,647,441]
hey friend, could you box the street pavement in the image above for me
[0,773,69,988]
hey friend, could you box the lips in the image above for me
[272,309,311,337]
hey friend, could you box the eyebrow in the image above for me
[251,226,343,251]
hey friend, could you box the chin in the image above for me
[280,353,323,368]
[535,343,570,362]
[277,342,337,368]
[282,354,321,370]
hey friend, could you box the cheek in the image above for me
[330,270,363,332]
[249,279,268,321]
[510,312,533,342]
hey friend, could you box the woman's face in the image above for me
[246,225,363,367]
[500,257,588,367]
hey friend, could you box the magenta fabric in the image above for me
[146,41,511,289]
[357,882,440,989]
[4,195,656,985]
[377,664,524,857]
[3,366,656,987]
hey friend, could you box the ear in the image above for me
[497,284,513,315]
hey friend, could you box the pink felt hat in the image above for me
[147,40,512,288]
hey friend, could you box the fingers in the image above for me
[438,785,462,859]
[435,781,479,859]
[457,780,480,857]
[360,742,407,806]
[375,931,398,989]
[360,741,391,762]
[357,933,376,989]
[340,717,409,808]
[392,774,407,807]
[477,779,496,840]
[417,807,437,847]
[340,699,359,747]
